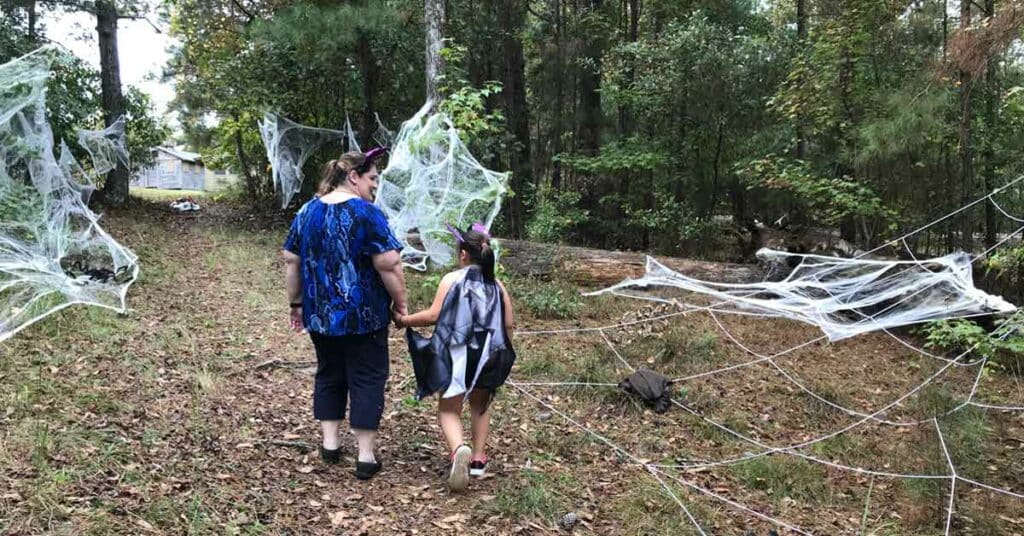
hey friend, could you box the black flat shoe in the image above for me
[354,459,382,480]
[321,447,341,464]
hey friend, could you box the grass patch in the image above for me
[614,324,723,378]
[729,455,828,503]
[130,187,206,202]
[938,405,991,478]
[802,384,853,422]
[657,327,720,365]
[507,276,583,320]
[491,469,575,523]
[908,386,962,420]
[608,475,712,535]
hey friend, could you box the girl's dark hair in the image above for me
[318,151,369,195]
[460,227,495,282]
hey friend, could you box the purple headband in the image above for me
[445,221,491,243]
[364,146,388,163]
[445,222,464,243]
[356,146,389,173]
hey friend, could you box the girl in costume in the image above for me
[394,223,516,492]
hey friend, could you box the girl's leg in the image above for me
[468,389,491,459]
[438,394,465,452]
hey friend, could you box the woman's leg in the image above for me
[438,394,465,452]
[310,333,347,451]
[467,389,491,459]
[346,329,390,464]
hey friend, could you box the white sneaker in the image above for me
[447,445,472,492]
[469,456,487,477]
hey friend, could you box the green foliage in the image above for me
[0,167,47,239]
[509,276,583,320]
[436,42,506,162]
[123,88,171,170]
[169,0,424,205]
[525,188,589,243]
[921,313,1024,374]
[737,154,896,229]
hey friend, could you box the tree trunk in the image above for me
[424,0,446,107]
[983,0,997,248]
[959,0,975,250]
[96,1,129,207]
[357,34,378,147]
[501,0,532,237]
[233,115,259,203]
[617,0,639,135]
[577,0,603,155]
[499,238,763,285]
[27,0,37,40]
[551,0,565,191]
[795,0,807,159]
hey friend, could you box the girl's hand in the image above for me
[393,313,406,329]
[289,305,304,333]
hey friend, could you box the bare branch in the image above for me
[231,0,254,22]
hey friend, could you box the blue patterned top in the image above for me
[283,198,403,336]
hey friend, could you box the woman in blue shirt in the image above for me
[282,148,406,480]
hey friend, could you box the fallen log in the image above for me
[497,239,763,286]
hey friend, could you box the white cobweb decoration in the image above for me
[0,46,138,342]
[587,248,1016,341]
[375,102,509,270]
[513,180,1024,534]
[259,113,363,209]
[76,115,129,175]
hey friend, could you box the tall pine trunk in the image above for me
[983,0,997,247]
[424,0,446,107]
[795,0,807,159]
[96,1,129,207]
[577,0,603,156]
[357,35,378,147]
[500,0,532,237]
[959,0,975,250]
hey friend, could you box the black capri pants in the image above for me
[309,328,390,430]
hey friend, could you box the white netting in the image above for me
[76,115,129,175]
[371,112,394,147]
[512,180,1024,534]
[0,47,138,342]
[375,102,509,270]
[261,104,509,270]
[259,113,362,209]
[587,248,1016,341]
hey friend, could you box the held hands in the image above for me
[391,303,409,329]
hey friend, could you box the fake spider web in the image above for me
[375,102,509,270]
[507,177,1024,534]
[76,115,130,176]
[0,47,138,343]
[588,248,1015,341]
[261,103,508,270]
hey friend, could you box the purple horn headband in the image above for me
[445,221,491,243]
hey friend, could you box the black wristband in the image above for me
[290,302,302,308]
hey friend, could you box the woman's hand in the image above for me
[289,305,304,333]
[391,303,408,328]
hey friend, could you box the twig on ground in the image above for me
[253,358,315,371]
[260,439,313,453]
